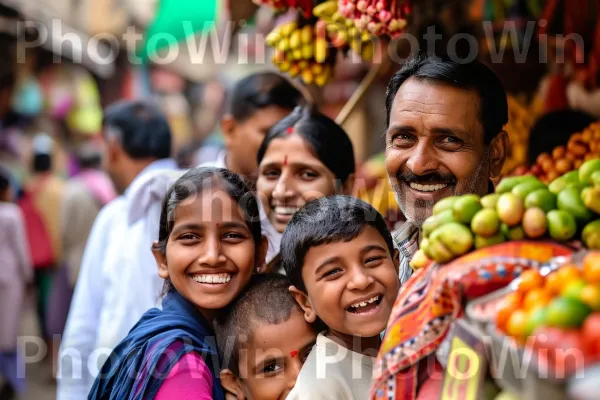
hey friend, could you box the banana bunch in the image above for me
[313,0,375,61]
[266,20,334,86]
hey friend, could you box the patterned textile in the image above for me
[393,222,419,284]
[370,241,574,400]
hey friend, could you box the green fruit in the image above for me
[422,210,455,238]
[592,171,600,187]
[512,180,546,198]
[474,232,505,249]
[452,194,482,224]
[563,170,581,183]
[561,279,587,301]
[471,209,500,237]
[522,207,547,238]
[420,237,433,259]
[427,239,454,263]
[496,193,525,226]
[432,196,459,215]
[546,210,577,241]
[557,186,593,224]
[579,159,600,185]
[525,307,548,336]
[525,189,557,213]
[582,187,600,214]
[495,175,538,194]
[501,223,525,241]
[481,193,500,209]
[430,222,473,256]
[582,220,600,250]
[549,170,579,195]
[546,297,590,328]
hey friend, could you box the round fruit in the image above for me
[560,279,587,301]
[552,146,566,160]
[580,284,600,311]
[579,159,600,185]
[506,309,529,338]
[583,220,600,250]
[481,193,500,209]
[453,194,483,224]
[524,189,557,213]
[522,207,547,238]
[512,180,546,199]
[545,272,562,295]
[525,307,548,336]
[546,297,591,328]
[555,265,582,288]
[432,196,459,215]
[523,288,552,310]
[501,224,525,241]
[496,293,522,331]
[546,210,577,241]
[584,252,600,284]
[474,232,505,249]
[557,186,593,223]
[497,193,525,226]
[518,269,544,294]
[471,209,500,237]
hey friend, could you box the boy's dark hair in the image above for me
[103,100,172,160]
[257,105,355,184]
[228,72,304,122]
[33,154,52,173]
[281,195,394,292]
[214,273,303,376]
[0,165,11,193]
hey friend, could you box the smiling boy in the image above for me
[281,195,400,399]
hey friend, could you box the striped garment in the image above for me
[393,221,419,284]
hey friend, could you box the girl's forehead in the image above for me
[172,190,247,224]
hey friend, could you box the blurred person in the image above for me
[202,71,305,181]
[57,100,176,400]
[18,134,65,353]
[0,165,32,399]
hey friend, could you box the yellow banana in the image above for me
[278,60,291,72]
[313,1,338,19]
[315,64,332,87]
[301,69,314,85]
[301,44,314,60]
[265,31,280,47]
[289,63,300,78]
[332,11,345,23]
[300,25,313,44]
[360,41,374,61]
[311,63,323,75]
[315,39,327,63]
[277,38,290,52]
[409,250,430,270]
[298,60,309,70]
[273,49,286,64]
[279,21,298,37]
[292,49,303,60]
[290,29,301,50]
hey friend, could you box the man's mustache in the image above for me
[396,170,457,185]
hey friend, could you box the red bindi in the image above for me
[290,350,299,358]
[283,155,288,166]
[286,127,294,135]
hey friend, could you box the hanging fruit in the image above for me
[338,0,411,38]
[252,0,314,18]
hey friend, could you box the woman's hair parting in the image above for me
[154,167,262,255]
[256,105,356,184]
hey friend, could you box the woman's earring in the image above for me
[255,267,261,273]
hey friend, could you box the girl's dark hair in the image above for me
[256,106,356,184]
[154,167,262,255]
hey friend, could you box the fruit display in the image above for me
[338,0,411,38]
[410,158,600,269]
[252,0,314,17]
[509,122,600,184]
[499,95,536,178]
[493,252,600,376]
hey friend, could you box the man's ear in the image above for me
[254,236,269,273]
[220,369,246,400]
[341,173,355,195]
[221,115,236,146]
[106,134,122,164]
[392,248,400,274]
[489,130,509,179]
[152,241,169,280]
[289,286,317,323]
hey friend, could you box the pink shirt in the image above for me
[155,351,214,399]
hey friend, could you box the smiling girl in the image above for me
[89,167,267,400]
[256,106,356,268]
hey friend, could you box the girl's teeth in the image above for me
[409,182,448,192]
[192,273,231,284]
[350,296,380,309]
[274,206,299,215]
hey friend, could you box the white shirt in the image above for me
[56,159,179,400]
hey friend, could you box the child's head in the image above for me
[221,72,304,179]
[152,167,268,319]
[214,273,317,400]
[281,195,400,342]
[256,105,356,233]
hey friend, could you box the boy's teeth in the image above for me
[409,182,448,192]
[191,273,231,284]
[349,296,381,309]
[274,206,299,215]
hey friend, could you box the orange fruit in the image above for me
[583,252,600,284]
[507,309,529,339]
[555,265,581,288]
[518,269,545,294]
[496,294,521,332]
[580,284,600,311]
[523,288,552,310]
[545,272,563,295]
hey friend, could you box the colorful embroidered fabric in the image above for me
[370,241,574,400]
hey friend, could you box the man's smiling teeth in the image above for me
[191,273,231,284]
[274,206,299,215]
[349,296,381,309]
[409,182,448,192]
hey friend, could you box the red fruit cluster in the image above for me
[338,0,411,38]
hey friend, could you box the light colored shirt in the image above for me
[57,159,178,400]
[394,221,419,284]
[287,333,376,400]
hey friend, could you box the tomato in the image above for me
[582,314,600,359]
[506,309,529,339]
[584,252,600,284]
[518,269,544,294]
[523,288,552,311]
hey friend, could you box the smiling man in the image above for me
[385,54,509,283]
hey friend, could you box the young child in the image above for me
[214,273,317,400]
[282,195,401,399]
[88,167,267,400]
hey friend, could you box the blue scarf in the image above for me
[88,290,225,400]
